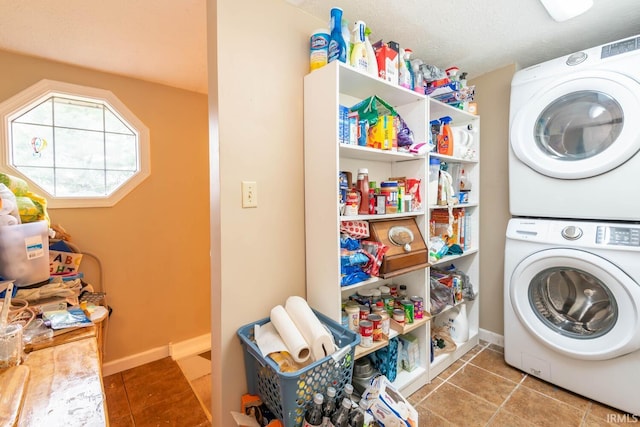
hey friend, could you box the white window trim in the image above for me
[0,79,150,208]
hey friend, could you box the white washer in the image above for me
[509,34,640,221]
[504,217,640,416]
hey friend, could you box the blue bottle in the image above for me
[328,7,347,63]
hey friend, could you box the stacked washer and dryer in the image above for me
[505,35,640,416]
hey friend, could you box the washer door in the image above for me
[510,70,640,179]
[509,248,640,360]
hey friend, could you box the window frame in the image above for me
[0,79,150,208]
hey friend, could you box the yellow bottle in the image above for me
[350,21,368,72]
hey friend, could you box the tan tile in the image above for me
[521,375,590,411]
[131,388,209,427]
[470,348,526,383]
[448,364,518,406]
[103,372,131,419]
[488,344,504,353]
[487,408,536,426]
[502,385,584,427]
[123,357,193,413]
[435,360,465,381]
[190,374,212,420]
[582,414,619,427]
[588,400,640,425]
[414,404,456,426]
[459,344,484,362]
[407,377,443,406]
[421,382,498,426]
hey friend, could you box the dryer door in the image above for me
[509,248,640,360]
[510,70,640,179]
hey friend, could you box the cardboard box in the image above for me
[363,375,418,427]
[375,41,399,85]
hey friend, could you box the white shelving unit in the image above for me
[303,60,480,395]
[427,103,480,380]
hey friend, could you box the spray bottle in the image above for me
[350,21,368,72]
[328,8,347,63]
[437,116,454,156]
[364,27,378,77]
[398,48,414,90]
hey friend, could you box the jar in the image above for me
[398,284,408,298]
[380,181,398,214]
[345,303,360,332]
[344,188,360,216]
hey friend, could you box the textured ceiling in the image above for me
[0,0,639,94]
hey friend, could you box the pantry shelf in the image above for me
[389,313,430,335]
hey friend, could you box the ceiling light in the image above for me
[539,0,594,22]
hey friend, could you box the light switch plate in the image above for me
[242,181,257,208]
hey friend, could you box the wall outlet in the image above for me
[242,181,257,208]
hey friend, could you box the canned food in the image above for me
[382,294,395,314]
[392,308,405,324]
[379,310,390,337]
[410,296,424,320]
[368,314,382,341]
[359,305,370,320]
[401,299,415,324]
[359,320,373,347]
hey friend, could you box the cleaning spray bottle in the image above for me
[350,21,368,72]
[364,27,378,77]
[328,8,347,63]
[342,18,352,62]
[398,48,413,89]
[437,116,454,156]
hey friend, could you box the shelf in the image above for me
[429,152,478,164]
[354,337,389,360]
[429,330,479,379]
[339,143,424,162]
[390,312,430,335]
[428,202,478,210]
[340,211,425,221]
[392,366,427,394]
[340,276,384,293]
[430,248,478,266]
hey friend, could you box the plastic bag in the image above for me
[349,96,397,127]
[430,276,453,315]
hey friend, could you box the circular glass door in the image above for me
[509,248,640,360]
[529,267,617,339]
[510,71,640,179]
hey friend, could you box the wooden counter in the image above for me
[17,336,107,426]
[0,332,108,427]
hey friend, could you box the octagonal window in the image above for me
[0,80,150,208]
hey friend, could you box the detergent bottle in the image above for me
[350,21,368,72]
[364,27,378,77]
[437,116,454,156]
[398,48,414,90]
[328,8,347,63]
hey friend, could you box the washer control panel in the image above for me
[601,36,640,59]
[596,226,640,246]
[561,226,583,240]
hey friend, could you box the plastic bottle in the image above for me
[303,393,325,427]
[460,169,472,191]
[348,398,368,427]
[328,8,347,63]
[437,116,454,156]
[448,303,470,343]
[364,27,378,77]
[342,18,352,62]
[356,168,369,215]
[329,398,352,427]
[398,48,413,90]
[412,58,424,94]
[309,29,330,72]
[343,383,356,408]
[322,386,338,426]
[350,21,368,72]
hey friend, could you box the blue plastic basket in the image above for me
[237,309,360,427]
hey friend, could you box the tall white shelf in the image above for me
[303,60,480,394]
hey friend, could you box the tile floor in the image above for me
[104,343,637,427]
[103,354,211,426]
[409,341,638,426]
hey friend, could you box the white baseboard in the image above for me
[479,328,504,348]
[102,333,211,377]
[169,333,211,361]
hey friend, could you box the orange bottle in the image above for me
[437,116,454,156]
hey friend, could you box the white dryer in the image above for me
[504,217,640,416]
[509,34,640,221]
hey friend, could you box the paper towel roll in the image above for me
[0,214,18,227]
[270,305,311,363]
[285,296,335,361]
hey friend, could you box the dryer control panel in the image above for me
[601,36,640,59]
[596,226,640,246]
